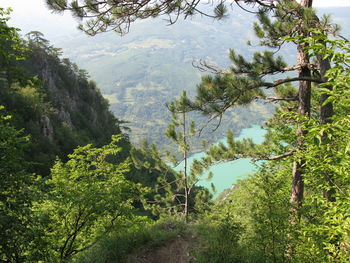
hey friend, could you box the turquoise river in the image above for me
[174,125,266,198]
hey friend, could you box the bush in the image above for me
[191,216,242,263]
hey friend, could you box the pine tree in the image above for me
[165,91,197,219]
[185,0,340,217]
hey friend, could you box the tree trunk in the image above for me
[290,25,312,215]
[290,44,311,217]
[287,0,313,259]
[183,111,189,220]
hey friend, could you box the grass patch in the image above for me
[190,217,243,263]
[71,217,188,263]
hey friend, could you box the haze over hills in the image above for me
[50,6,349,149]
[8,2,350,150]
[52,8,273,149]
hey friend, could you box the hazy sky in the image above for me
[2,0,350,39]
[307,0,350,7]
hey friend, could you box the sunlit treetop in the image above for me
[45,0,277,35]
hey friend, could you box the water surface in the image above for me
[174,125,266,197]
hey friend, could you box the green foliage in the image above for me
[34,135,143,262]
[72,217,188,263]
[234,165,290,262]
[129,140,187,218]
[0,10,40,261]
[0,106,36,262]
[193,157,291,263]
[290,35,350,263]
[130,140,175,188]
[191,26,350,263]
[0,7,28,85]
[192,215,242,263]
[151,91,212,218]
[0,14,123,175]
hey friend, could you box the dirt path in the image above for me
[126,234,197,263]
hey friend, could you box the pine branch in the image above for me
[234,0,260,14]
[232,63,319,76]
[237,0,276,9]
[266,96,298,103]
[192,59,229,74]
[262,76,323,88]
[253,148,296,161]
[261,63,319,75]
[197,111,224,137]
[156,178,183,190]
[252,0,276,8]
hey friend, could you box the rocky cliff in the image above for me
[0,34,124,175]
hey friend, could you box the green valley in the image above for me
[49,6,349,151]
[52,11,274,149]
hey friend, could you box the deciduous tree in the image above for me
[35,135,143,262]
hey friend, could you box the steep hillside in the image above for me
[0,19,191,210]
[0,31,124,175]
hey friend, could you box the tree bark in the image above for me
[290,21,312,216]
[287,0,313,259]
[183,111,189,220]
[290,46,311,216]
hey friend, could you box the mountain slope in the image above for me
[0,32,123,175]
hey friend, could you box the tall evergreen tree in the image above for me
[184,0,340,218]
[165,91,196,219]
